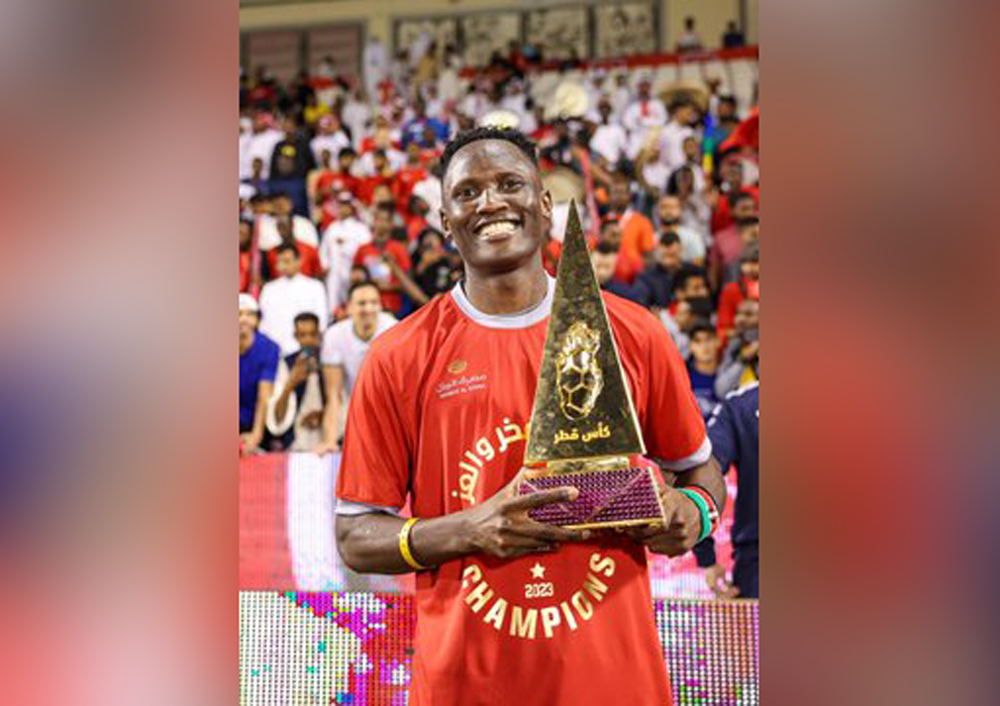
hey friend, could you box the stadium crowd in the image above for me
[238,37,759,468]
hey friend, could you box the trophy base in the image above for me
[517,466,665,529]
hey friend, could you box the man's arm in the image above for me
[241,380,273,451]
[315,364,344,454]
[336,479,589,574]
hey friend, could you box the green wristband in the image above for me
[679,488,712,544]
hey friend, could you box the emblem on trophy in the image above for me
[517,201,667,529]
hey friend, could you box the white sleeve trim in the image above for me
[659,436,713,471]
[335,500,402,517]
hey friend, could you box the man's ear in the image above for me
[540,189,554,221]
[440,208,451,240]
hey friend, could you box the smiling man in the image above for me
[335,127,726,706]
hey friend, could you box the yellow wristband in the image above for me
[399,518,428,571]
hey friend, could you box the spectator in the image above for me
[608,174,656,265]
[257,192,319,251]
[710,191,758,288]
[661,264,712,357]
[686,320,721,418]
[402,97,449,148]
[676,16,703,53]
[352,203,412,316]
[315,281,397,454]
[635,231,683,309]
[622,76,667,148]
[658,97,699,177]
[591,241,643,304]
[716,298,759,394]
[588,95,629,169]
[694,381,759,598]
[268,117,316,215]
[239,219,255,294]
[666,165,712,239]
[655,194,707,265]
[239,294,280,453]
[310,114,351,167]
[597,218,643,284]
[259,243,329,354]
[413,228,460,299]
[320,192,372,311]
[715,327,759,398]
[722,20,746,49]
[263,216,322,281]
[244,112,284,179]
[266,312,327,451]
[717,240,760,345]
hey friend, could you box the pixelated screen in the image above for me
[239,453,739,598]
[239,454,757,704]
[240,592,759,705]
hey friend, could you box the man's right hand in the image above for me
[287,356,311,387]
[704,564,739,599]
[459,474,591,560]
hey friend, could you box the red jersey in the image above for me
[338,278,710,706]
[392,165,428,210]
[264,243,322,281]
[352,240,412,314]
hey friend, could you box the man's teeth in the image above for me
[479,221,518,237]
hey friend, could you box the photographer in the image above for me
[266,313,327,451]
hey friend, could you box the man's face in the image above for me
[690,330,720,365]
[239,222,252,249]
[374,153,388,171]
[276,250,300,278]
[734,300,760,333]
[441,139,552,276]
[338,153,355,172]
[683,137,700,161]
[732,197,757,221]
[348,285,382,327]
[674,301,694,330]
[656,240,682,269]
[679,276,709,301]
[372,184,393,206]
[372,210,393,243]
[293,320,321,349]
[337,200,354,220]
[741,259,760,281]
[273,197,292,216]
[658,195,682,224]
[591,251,617,284]
[600,222,622,248]
[609,179,631,211]
[239,309,258,338]
[251,158,264,177]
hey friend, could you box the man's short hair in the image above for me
[274,242,300,258]
[659,231,680,248]
[689,319,717,339]
[293,312,320,329]
[594,241,619,255]
[673,264,708,293]
[272,191,291,201]
[338,146,357,160]
[440,127,538,179]
[373,202,396,219]
[348,280,381,301]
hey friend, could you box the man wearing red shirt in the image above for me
[336,128,725,705]
[608,174,656,265]
[264,216,322,281]
[352,203,411,316]
[717,241,760,348]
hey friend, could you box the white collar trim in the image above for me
[450,275,554,330]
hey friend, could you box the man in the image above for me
[635,231,683,309]
[268,116,316,216]
[722,20,746,49]
[660,265,713,358]
[608,174,656,265]
[656,194,707,266]
[591,241,642,304]
[686,321,722,419]
[658,98,699,178]
[717,240,760,346]
[239,294,280,453]
[256,192,319,252]
[694,382,759,599]
[335,127,725,705]
[352,203,412,316]
[588,95,628,170]
[621,76,666,147]
[319,192,372,315]
[258,243,328,354]
[596,217,643,284]
[266,313,327,451]
[710,190,758,288]
[263,216,322,281]
[310,114,352,167]
[314,281,397,455]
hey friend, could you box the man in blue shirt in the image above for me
[693,381,759,598]
[239,294,280,452]
[401,98,449,148]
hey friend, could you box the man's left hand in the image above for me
[626,485,703,557]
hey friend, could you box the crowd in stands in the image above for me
[238,28,759,459]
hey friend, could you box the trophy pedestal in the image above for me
[517,460,665,529]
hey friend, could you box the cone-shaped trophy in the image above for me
[517,201,666,529]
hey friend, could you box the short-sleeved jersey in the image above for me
[338,276,710,706]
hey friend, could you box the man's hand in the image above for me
[460,473,592,560]
[287,356,311,387]
[704,564,739,599]
[626,485,703,557]
[240,432,263,454]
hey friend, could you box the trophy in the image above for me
[516,201,666,529]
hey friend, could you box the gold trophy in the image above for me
[517,201,666,529]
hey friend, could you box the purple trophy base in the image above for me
[518,467,664,527]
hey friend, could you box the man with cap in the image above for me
[239,293,281,453]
